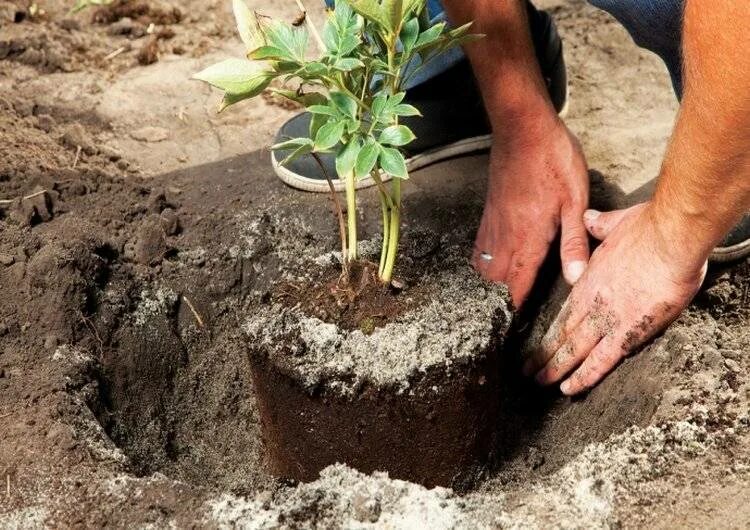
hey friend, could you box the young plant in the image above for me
[194,0,478,284]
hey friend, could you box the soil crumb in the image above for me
[275,260,427,334]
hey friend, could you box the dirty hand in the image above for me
[473,116,590,307]
[525,202,708,395]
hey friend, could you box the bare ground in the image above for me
[0,0,748,528]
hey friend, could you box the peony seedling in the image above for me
[194,0,479,284]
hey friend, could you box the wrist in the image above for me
[642,201,712,275]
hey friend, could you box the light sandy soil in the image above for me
[0,0,748,528]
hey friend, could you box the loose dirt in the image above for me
[1,0,748,528]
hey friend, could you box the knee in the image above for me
[588,0,683,52]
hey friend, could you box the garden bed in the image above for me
[1,0,749,528]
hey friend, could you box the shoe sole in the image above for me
[709,239,750,263]
[272,86,571,193]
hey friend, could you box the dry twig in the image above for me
[182,295,205,329]
[0,189,47,206]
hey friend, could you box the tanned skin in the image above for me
[443,0,750,395]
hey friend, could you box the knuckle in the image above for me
[561,233,588,255]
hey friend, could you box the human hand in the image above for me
[473,116,590,307]
[524,202,708,395]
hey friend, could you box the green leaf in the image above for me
[218,91,253,112]
[335,137,363,177]
[379,147,408,179]
[330,92,358,118]
[392,103,421,117]
[296,61,328,77]
[247,46,288,61]
[308,104,338,116]
[355,138,380,178]
[261,19,308,62]
[314,121,346,151]
[333,57,365,72]
[268,88,327,107]
[382,0,403,33]
[378,125,416,147]
[271,137,314,151]
[399,17,420,52]
[233,0,264,51]
[371,93,388,118]
[385,92,406,109]
[309,112,328,140]
[348,0,384,27]
[402,0,426,17]
[193,59,273,95]
[414,22,445,49]
[280,143,314,166]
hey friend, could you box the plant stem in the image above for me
[344,169,358,261]
[377,188,390,277]
[311,153,349,276]
[381,178,401,283]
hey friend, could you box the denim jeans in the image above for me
[323,0,684,95]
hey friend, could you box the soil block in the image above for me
[245,265,513,489]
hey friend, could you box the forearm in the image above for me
[441,0,556,132]
[652,1,750,262]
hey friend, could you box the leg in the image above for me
[588,0,684,96]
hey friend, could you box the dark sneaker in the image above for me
[710,213,750,262]
[272,3,568,192]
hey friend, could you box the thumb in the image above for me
[583,207,635,240]
[560,206,590,285]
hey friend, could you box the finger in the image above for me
[522,295,586,376]
[472,244,510,284]
[560,333,624,395]
[535,314,604,385]
[583,205,639,241]
[505,239,549,309]
[560,205,590,285]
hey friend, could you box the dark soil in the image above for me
[276,260,428,334]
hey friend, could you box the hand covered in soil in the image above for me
[525,202,708,395]
[473,116,590,307]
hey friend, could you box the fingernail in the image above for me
[583,209,600,222]
[560,380,572,395]
[565,260,586,284]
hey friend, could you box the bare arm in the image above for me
[442,0,555,127]
[653,0,750,265]
[442,0,591,306]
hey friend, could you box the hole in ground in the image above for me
[92,266,663,495]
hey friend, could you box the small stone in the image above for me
[98,145,122,162]
[721,349,743,361]
[35,113,55,133]
[130,126,169,143]
[0,253,14,266]
[61,123,97,155]
[134,216,169,266]
[352,491,381,523]
[60,18,80,31]
[724,358,741,374]
[159,208,180,236]
[137,36,159,65]
[44,335,59,351]
[107,17,140,35]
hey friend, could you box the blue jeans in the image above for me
[324,0,684,96]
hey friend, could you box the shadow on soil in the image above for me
[94,150,669,493]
